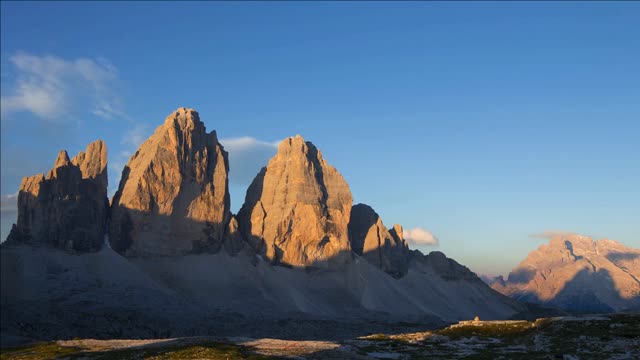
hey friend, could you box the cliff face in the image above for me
[237,135,353,267]
[492,234,640,313]
[349,203,409,278]
[109,108,231,256]
[6,140,108,252]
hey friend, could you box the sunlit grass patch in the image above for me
[437,321,534,339]
[361,333,391,341]
[0,340,280,360]
[0,342,84,360]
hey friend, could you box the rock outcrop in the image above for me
[109,108,231,256]
[223,216,245,256]
[492,234,640,313]
[5,140,108,252]
[348,203,409,277]
[237,135,353,267]
[415,250,482,282]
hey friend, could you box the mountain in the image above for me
[109,108,232,256]
[1,107,529,342]
[5,140,108,252]
[237,135,353,267]
[349,203,409,278]
[492,234,640,313]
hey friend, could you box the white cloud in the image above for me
[529,230,577,239]
[221,137,280,152]
[1,52,123,121]
[0,193,18,214]
[220,137,280,186]
[1,193,18,243]
[403,227,439,246]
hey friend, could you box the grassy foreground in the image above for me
[0,340,280,360]
[1,313,638,359]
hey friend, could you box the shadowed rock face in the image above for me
[492,234,640,313]
[109,108,231,256]
[237,135,353,267]
[416,250,482,282]
[349,203,409,278]
[6,140,108,252]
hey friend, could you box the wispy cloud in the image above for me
[1,193,18,243]
[529,230,577,240]
[220,137,280,186]
[121,124,150,149]
[1,52,124,121]
[0,193,18,214]
[403,227,439,246]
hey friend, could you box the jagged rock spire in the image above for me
[6,140,108,252]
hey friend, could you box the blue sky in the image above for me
[1,2,638,276]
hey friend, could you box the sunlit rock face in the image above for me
[237,135,353,267]
[492,234,640,313]
[348,203,409,278]
[6,140,108,252]
[109,108,231,256]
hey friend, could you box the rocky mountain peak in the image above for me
[237,135,353,267]
[54,150,71,168]
[493,234,640,313]
[348,203,410,277]
[548,234,597,259]
[390,224,406,245]
[5,140,108,252]
[166,107,199,125]
[109,108,231,256]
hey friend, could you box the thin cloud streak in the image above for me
[529,230,577,239]
[1,193,18,214]
[220,137,280,186]
[1,52,124,121]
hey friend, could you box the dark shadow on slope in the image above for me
[3,188,107,253]
[513,267,640,314]
[348,204,411,278]
[1,234,516,344]
[347,204,378,256]
[108,195,232,256]
[564,240,583,260]
[2,205,527,344]
[606,252,640,264]
[236,167,267,254]
[305,141,329,217]
[506,268,536,285]
[1,225,446,343]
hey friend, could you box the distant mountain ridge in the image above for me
[491,234,640,313]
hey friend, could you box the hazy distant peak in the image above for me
[493,234,640,313]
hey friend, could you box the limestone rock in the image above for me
[223,216,245,256]
[348,203,409,278]
[109,108,231,256]
[237,135,353,267]
[492,234,640,313]
[389,224,406,247]
[6,140,108,252]
[416,250,482,282]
